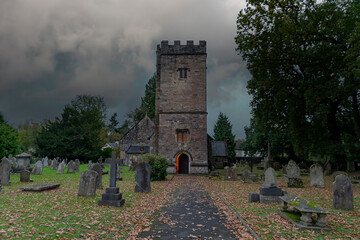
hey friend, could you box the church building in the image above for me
[153,40,208,174]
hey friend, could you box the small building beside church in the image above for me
[119,115,154,162]
[153,40,208,174]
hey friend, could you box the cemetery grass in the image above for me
[208,173,360,239]
[0,165,172,239]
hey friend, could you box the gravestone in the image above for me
[57,161,66,174]
[259,167,283,204]
[20,183,60,192]
[248,192,260,203]
[51,159,58,170]
[98,152,125,207]
[241,169,251,182]
[67,160,75,173]
[333,174,353,210]
[98,157,104,169]
[78,170,98,197]
[263,167,277,187]
[32,161,43,175]
[7,155,18,171]
[20,170,31,182]
[323,161,332,176]
[135,162,151,193]
[282,164,288,182]
[310,163,324,188]
[332,171,348,181]
[90,163,103,189]
[0,157,11,186]
[74,159,80,172]
[43,157,49,167]
[286,160,303,187]
[88,161,93,169]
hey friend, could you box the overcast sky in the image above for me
[0,0,251,139]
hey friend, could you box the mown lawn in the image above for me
[0,165,171,239]
[208,170,360,239]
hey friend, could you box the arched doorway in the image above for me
[176,153,189,174]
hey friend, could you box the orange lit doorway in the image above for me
[176,153,189,174]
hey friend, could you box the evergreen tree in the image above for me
[0,113,23,158]
[213,112,236,164]
[141,74,156,120]
[35,95,107,161]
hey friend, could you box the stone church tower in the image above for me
[154,40,208,174]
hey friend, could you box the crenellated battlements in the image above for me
[157,40,206,55]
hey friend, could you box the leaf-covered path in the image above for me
[136,175,250,239]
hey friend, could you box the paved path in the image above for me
[137,175,238,239]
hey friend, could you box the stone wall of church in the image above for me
[155,40,208,174]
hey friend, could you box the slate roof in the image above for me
[126,144,150,154]
[211,141,227,157]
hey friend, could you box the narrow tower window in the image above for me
[176,129,189,142]
[178,68,188,78]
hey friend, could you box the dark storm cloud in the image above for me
[0,0,251,137]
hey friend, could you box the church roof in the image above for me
[126,144,150,154]
[211,141,227,157]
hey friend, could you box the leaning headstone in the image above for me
[78,170,98,197]
[259,167,283,204]
[286,160,303,187]
[67,160,75,173]
[90,163,103,189]
[51,159,58,170]
[57,161,66,174]
[74,159,80,172]
[0,157,11,186]
[20,170,31,182]
[333,174,353,210]
[32,161,43,175]
[310,163,324,188]
[135,162,151,193]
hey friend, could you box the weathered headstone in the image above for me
[0,157,11,186]
[78,170,98,197]
[20,170,31,182]
[98,157,104,169]
[90,163,103,189]
[67,160,75,173]
[32,161,43,175]
[135,162,151,193]
[98,152,125,207]
[259,167,283,204]
[333,174,353,210]
[263,167,277,187]
[282,164,288,182]
[332,171,348,181]
[310,163,324,188]
[88,160,93,169]
[43,157,49,167]
[57,161,66,174]
[286,160,303,187]
[323,161,332,176]
[51,159,58,170]
[242,169,251,182]
[74,159,80,172]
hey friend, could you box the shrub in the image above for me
[142,154,168,181]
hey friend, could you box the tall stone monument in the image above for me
[98,152,125,207]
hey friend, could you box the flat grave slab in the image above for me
[20,183,60,192]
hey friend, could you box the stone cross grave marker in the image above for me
[98,151,125,207]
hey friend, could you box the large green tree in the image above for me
[236,0,360,169]
[35,95,107,161]
[213,112,236,164]
[0,113,23,158]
